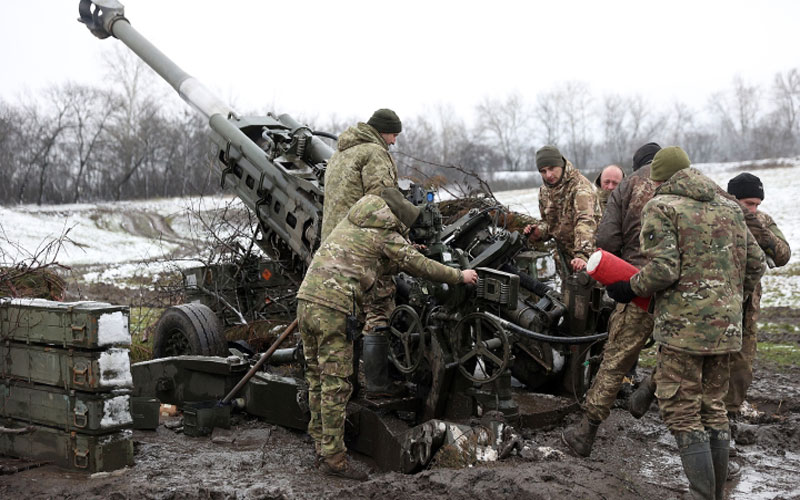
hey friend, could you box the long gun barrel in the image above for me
[78,0,329,270]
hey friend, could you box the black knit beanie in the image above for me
[727,172,764,200]
[632,142,661,171]
[367,109,402,134]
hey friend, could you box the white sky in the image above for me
[1,0,799,123]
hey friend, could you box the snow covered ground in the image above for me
[1,158,798,306]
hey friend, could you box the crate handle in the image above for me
[72,361,89,387]
[73,407,88,428]
[71,324,86,342]
[73,447,89,469]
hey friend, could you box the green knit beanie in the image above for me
[367,109,402,134]
[381,188,420,228]
[650,146,691,181]
[536,145,565,170]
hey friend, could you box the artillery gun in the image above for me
[77,0,612,471]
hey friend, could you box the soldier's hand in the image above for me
[606,280,636,303]
[461,269,478,285]
[571,257,587,271]
[523,224,541,241]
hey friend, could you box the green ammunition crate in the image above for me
[0,420,133,473]
[0,298,130,349]
[130,396,160,430]
[183,401,230,437]
[0,381,132,434]
[0,342,133,392]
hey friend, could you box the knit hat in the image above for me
[632,142,661,171]
[536,145,566,170]
[367,109,402,134]
[727,172,764,200]
[381,188,420,228]
[650,146,690,181]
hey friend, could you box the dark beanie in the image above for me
[650,146,690,181]
[632,142,661,171]
[367,108,402,134]
[727,172,764,200]
[536,145,565,170]
[381,188,420,228]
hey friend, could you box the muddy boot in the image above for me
[363,334,405,398]
[320,452,369,481]
[561,415,600,458]
[628,374,657,419]
[676,432,715,500]
[727,460,742,480]
[708,429,730,498]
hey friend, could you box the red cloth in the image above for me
[586,249,650,311]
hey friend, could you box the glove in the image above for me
[606,280,637,304]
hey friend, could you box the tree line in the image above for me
[1,50,799,206]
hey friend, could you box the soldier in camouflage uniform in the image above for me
[724,173,791,415]
[593,164,624,213]
[297,188,478,479]
[322,109,404,396]
[605,147,765,500]
[524,145,601,277]
[562,144,660,458]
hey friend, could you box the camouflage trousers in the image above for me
[297,300,354,458]
[724,297,758,414]
[655,345,730,434]
[584,302,654,422]
[363,275,396,334]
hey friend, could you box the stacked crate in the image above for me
[0,298,135,472]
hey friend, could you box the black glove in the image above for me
[606,280,637,303]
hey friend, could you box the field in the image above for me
[1,159,799,499]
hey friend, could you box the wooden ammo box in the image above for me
[0,380,132,434]
[0,343,133,392]
[0,298,130,349]
[0,420,133,472]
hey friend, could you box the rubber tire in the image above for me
[152,303,227,358]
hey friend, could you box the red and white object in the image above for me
[586,249,650,311]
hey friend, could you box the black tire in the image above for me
[152,303,227,358]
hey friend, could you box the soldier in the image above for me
[297,188,478,480]
[605,147,765,500]
[631,142,661,172]
[524,145,601,276]
[724,173,791,418]
[322,108,403,397]
[593,164,625,213]
[561,143,660,458]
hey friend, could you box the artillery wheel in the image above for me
[455,312,510,384]
[388,305,425,374]
[152,303,227,358]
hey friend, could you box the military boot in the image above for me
[628,374,657,419]
[320,452,369,481]
[363,333,405,398]
[708,428,730,498]
[561,415,600,458]
[676,431,715,500]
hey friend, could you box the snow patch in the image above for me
[98,311,131,346]
[101,395,133,428]
[98,348,133,388]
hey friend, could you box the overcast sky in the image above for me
[2,0,798,124]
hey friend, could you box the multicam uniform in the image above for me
[629,168,765,435]
[584,165,658,422]
[296,194,462,460]
[724,210,791,412]
[322,122,399,332]
[537,161,601,275]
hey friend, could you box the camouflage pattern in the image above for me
[596,165,658,269]
[297,299,353,458]
[725,210,791,412]
[655,345,730,433]
[537,160,601,262]
[596,186,611,213]
[297,194,463,317]
[629,168,766,354]
[584,302,654,422]
[321,123,398,241]
[0,267,65,301]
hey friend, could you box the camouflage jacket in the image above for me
[297,194,462,315]
[321,123,398,241]
[630,168,766,354]
[596,165,658,269]
[745,209,792,326]
[537,161,601,261]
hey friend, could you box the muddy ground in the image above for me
[1,307,799,500]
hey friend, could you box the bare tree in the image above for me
[475,92,532,171]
